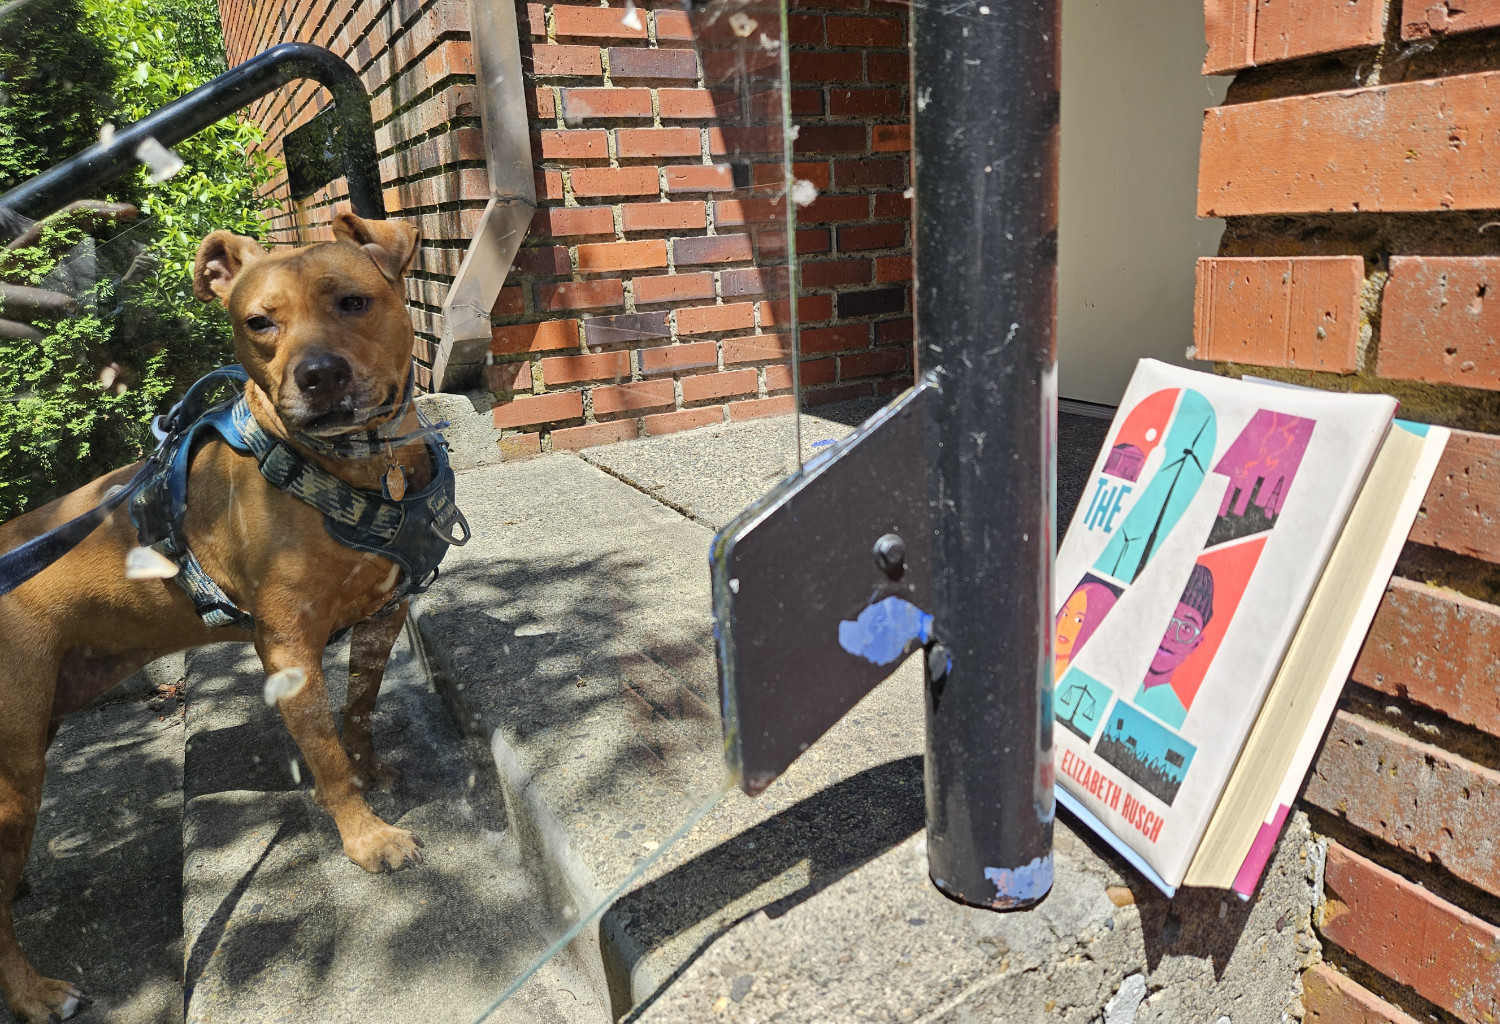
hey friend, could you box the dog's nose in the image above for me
[293,352,353,402]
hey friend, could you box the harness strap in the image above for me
[176,545,254,629]
[134,364,468,632]
[227,398,405,543]
[0,365,253,601]
[1,360,468,637]
[151,365,252,443]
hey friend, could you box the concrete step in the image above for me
[578,400,876,528]
[179,632,610,1024]
[408,405,947,1012]
[408,451,731,1014]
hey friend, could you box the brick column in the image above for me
[1194,4,1500,1022]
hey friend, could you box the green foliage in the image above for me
[0,0,117,194]
[0,222,173,513]
[0,0,277,519]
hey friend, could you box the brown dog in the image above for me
[0,212,438,1022]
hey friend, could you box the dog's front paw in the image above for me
[6,974,88,1023]
[344,820,424,873]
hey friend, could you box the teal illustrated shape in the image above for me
[1054,668,1114,742]
[838,596,933,666]
[1133,678,1188,730]
[1094,700,1198,807]
[1093,389,1217,584]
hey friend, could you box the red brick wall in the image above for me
[1195,3,1500,1022]
[501,0,913,453]
[217,0,483,392]
[784,0,913,408]
[213,0,915,454]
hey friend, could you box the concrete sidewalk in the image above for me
[412,405,1321,1024]
[178,632,611,1024]
[15,660,185,1024]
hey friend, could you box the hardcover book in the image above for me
[1051,360,1418,894]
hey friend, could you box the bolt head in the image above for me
[873,533,906,577]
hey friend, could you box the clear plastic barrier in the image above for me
[0,1,798,1022]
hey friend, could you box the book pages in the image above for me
[1184,421,1450,893]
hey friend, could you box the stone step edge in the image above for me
[402,610,643,1016]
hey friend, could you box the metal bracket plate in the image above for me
[712,379,938,795]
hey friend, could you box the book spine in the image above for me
[1231,804,1289,898]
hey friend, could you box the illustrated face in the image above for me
[1149,600,1206,677]
[1055,588,1090,657]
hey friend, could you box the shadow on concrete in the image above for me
[182,818,290,1002]
[608,756,926,1020]
[1058,804,1255,982]
[798,396,886,428]
[177,636,565,1024]
[15,680,186,1024]
[421,552,723,812]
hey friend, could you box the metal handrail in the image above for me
[0,42,384,236]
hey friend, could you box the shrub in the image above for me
[0,0,276,519]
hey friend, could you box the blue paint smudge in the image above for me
[984,853,1054,904]
[811,438,836,447]
[838,596,933,666]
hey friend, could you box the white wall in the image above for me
[1058,0,1232,405]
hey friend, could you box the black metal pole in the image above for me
[0,42,384,232]
[912,0,1059,908]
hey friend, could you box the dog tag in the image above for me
[384,465,406,501]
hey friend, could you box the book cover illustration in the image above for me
[1052,361,1394,888]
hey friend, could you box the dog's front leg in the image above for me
[341,604,407,792]
[255,624,423,873]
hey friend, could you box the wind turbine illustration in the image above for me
[1109,527,1141,578]
[1130,415,1212,583]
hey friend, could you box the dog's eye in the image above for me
[245,315,274,332]
[339,295,371,314]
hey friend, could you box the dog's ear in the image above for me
[193,230,267,303]
[332,211,421,284]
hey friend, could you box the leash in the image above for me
[0,457,157,599]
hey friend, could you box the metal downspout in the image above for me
[434,0,538,392]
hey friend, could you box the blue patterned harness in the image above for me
[128,365,468,631]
